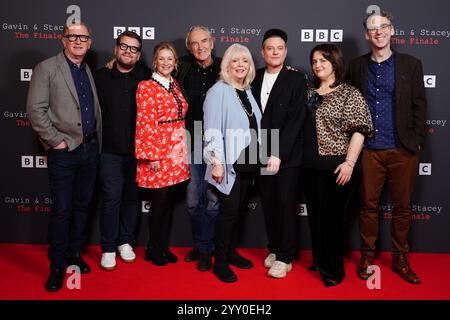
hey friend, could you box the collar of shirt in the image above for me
[152,72,172,90]
[63,51,86,70]
[369,52,394,66]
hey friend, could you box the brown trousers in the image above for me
[360,147,418,257]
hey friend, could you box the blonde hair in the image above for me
[152,41,178,73]
[219,44,255,90]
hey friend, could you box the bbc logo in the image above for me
[301,29,343,42]
[21,69,33,82]
[419,163,432,175]
[113,27,155,40]
[141,200,152,213]
[21,156,47,168]
[424,75,436,88]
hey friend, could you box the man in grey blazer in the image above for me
[27,22,102,292]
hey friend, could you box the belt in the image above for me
[82,131,97,143]
[158,117,185,125]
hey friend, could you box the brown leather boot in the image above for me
[357,255,374,280]
[392,254,421,285]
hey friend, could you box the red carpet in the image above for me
[0,244,449,300]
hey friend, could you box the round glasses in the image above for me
[119,43,141,54]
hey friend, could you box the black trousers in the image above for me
[303,167,357,282]
[258,166,300,264]
[214,172,252,264]
[147,183,185,253]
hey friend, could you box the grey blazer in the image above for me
[26,52,102,151]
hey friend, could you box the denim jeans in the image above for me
[99,153,140,253]
[46,141,99,270]
[186,158,219,253]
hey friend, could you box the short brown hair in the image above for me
[152,41,178,73]
[310,43,345,89]
[363,11,394,29]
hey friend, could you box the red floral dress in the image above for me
[135,78,189,189]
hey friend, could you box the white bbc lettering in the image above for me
[301,29,343,42]
[113,26,155,40]
[142,27,155,40]
[21,69,32,81]
[330,29,344,42]
[297,203,308,216]
[21,156,33,168]
[21,156,47,168]
[419,163,432,175]
[301,29,314,42]
[113,26,126,39]
[142,200,152,213]
[35,156,47,168]
[315,29,329,42]
[128,27,140,36]
[424,75,436,88]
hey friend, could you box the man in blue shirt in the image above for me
[348,11,427,285]
[27,22,102,292]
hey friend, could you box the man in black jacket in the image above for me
[177,26,221,272]
[252,29,307,278]
[348,11,427,285]
[94,31,150,271]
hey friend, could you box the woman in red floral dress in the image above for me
[135,42,189,266]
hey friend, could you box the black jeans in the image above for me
[46,141,99,270]
[214,171,252,264]
[259,166,300,264]
[99,153,140,252]
[303,167,356,283]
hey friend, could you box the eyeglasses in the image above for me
[64,34,91,42]
[367,23,392,34]
[119,43,141,53]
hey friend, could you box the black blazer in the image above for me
[252,66,308,167]
[347,52,427,154]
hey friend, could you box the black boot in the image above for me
[145,246,168,266]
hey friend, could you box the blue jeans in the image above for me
[99,153,140,253]
[46,141,99,270]
[186,160,219,253]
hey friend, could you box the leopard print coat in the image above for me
[313,83,373,155]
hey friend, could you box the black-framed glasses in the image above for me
[367,23,392,34]
[64,34,91,42]
[119,43,141,53]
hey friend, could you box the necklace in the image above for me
[235,89,254,117]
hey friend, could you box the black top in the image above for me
[302,93,345,170]
[94,62,150,155]
[234,89,259,173]
[182,59,220,137]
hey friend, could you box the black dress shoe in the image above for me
[229,250,253,269]
[213,263,237,283]
[45,269,65,292]
[308,259,319,271]
[197,252,212,271]
[145,247,168,266]
[163,249,178,263]
[67,252,91,274]
[184,248,199,262]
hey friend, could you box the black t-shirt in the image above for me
[233,89,259,173]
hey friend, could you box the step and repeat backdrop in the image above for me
[1,0,449,252]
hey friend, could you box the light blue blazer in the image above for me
[203,81,262,195]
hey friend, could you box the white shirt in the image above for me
[260,71,280,113]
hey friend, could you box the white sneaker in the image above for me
[264,253,276,268]
[101,252,116,271]
[267,260,292,278]
[118,243,136,263]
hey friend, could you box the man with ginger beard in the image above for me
[94,31,150,271]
